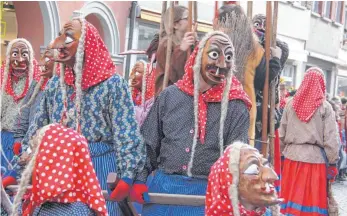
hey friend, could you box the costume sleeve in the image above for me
[254,56,281,91]
[279,103,289,154]
[170,45,187,83]
[109,77,146,180]
[13,82,43,143]
[135,96,164,182]
[225,100,250,145]
[323,104,340,164]
[20,78,55,152]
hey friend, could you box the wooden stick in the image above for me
[6,185,205,206]
[269,1,278,166]
[159,1,167,42]
[188,1,193,31]
[162,2,175,89]
[194,1,198,24]
[261,1,272,157]
[247,1,253,19]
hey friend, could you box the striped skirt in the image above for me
[280,159,328,216]
[1,131,15,166]
[142,170,207,216]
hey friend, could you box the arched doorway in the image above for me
[78,1,124,66]
[1,1,60,61]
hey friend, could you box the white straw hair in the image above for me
[11,124,53,216]
[227,141,248,216]
[139,60,148,107]
[59,18,86,131]
[1,38,35,113]
[187,31,236,177]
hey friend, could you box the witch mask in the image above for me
[10,41,30,77]
[200,34,233,86]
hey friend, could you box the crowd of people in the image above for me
[0,3,342,216]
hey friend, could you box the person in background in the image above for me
[280,67,339,215]
[155,5,197,96]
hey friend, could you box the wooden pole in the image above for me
[269,1,278,166]
[194,1,198,24]
[6,185,206,206]
[159,1,167,42]
[188,1,193,31]
[247,1,253,19]
[162,2,175,89]
[261,2,272,157]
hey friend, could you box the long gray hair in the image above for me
[187,31,236,177]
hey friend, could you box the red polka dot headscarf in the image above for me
[18,124,108,216]
[63,20,116,90]
[206,142,266,216]
[292,67,326,123]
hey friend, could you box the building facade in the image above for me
[1,1,131,74]
[1,1,346,94]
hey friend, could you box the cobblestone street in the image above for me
[333,182,347,215]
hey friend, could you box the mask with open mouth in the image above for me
[51,19,82,68]
[10,41,30,77]
[201,35,233,86]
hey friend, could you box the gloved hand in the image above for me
[270,46,282,59]
[2,170,17,188]
[129,181,150,204]
[110,177,132,201]
[13,142,22,155]
[327,166,338,182]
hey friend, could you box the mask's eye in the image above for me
[45,57,50,63]
[244,164,260,175]
[225,54,233,63]
[22,53,28,58]
[65,36,74,44]
[208,51,219,60]
[135,71,142,77]
[254,22,260,27]
[12,52,18,58]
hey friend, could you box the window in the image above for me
[336,2,343,22]
[324,1,332,18]
[336,76,347,97]
[282,64,296,87]
[312,1,322,14]
[136,22,160,62]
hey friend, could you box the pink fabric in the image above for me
[135,97,155,127]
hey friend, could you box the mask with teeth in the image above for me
[38,47,55,78]
[10,41,30,76]
[238,146,281,208]
[200,34,234,87]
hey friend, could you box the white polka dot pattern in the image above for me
[292,67,326,123]
[205,147,266,216]
[24,123,108,216]
[64,22,116,90]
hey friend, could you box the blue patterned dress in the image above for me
[22,74,146,216]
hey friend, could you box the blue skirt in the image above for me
[142,170,207,216]
[89,142,123,216]
[1,131,15,167]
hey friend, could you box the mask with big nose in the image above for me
[200,35,233,87]
[51,19,82,68]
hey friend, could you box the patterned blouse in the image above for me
[136,85,250,182]
[22,74,145,179]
